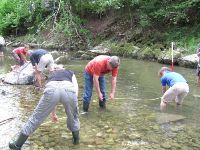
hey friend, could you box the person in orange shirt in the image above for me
[82,55,120,112]
[11,44,30,69]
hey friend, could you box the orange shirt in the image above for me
[85,55,118,77]
[13,47,27,55]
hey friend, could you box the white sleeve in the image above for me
[72,74,78,97]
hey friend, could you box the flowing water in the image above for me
[0,51,200,150]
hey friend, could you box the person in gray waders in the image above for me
[9,65,80,150]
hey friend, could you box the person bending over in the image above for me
[30,49,54,89]
[158,67,189,110]
[11,44,30,69]
[82,55,120,112]
[9,65,80,150]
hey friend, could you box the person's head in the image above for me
[158,67,171,77]
[27,50,33,56]
[108,56,120,69]
[24,44,30,52]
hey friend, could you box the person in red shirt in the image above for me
[82,55,120,112]
[11,44,30,69]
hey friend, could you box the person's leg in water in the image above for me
[99,76,106,109]
[61,84,80,145]
[9,86,58,149]
[196,64,200,86]
[11,52,20,70]
[83,71,93,112]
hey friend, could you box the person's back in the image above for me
[30,49,47,66]
[161,72,187,87]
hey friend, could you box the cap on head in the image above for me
[158,67,171,77]
[109,56,120,68]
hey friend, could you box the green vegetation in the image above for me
[0,0,200,53]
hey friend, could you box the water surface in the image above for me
[0,52,200,150]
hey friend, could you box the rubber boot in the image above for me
[83,101,89,112]
[9,132,28,150]
[72,131,79,145]
[99,98,106,109]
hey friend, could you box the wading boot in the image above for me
[9,133,28,150]
[83,101,89,112]
[99,98,106,109]
[72,131,79,145]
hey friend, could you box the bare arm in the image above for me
[162,86,167,93]
[19,54,27,62]
[110,76,117,100]
[34,65,42,88]
[51,107,58,123]
[93,74,103,100]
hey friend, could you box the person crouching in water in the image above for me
[9,65,80,150]
[11,44,30,70]
[158,67,189,110]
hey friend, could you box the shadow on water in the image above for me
[1,53,200,149]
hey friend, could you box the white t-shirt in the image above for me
[0,36,5,45]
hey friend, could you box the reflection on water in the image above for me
[1,54,200,150]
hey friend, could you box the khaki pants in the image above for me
[162,82,189,104]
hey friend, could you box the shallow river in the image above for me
[0,52,200,150]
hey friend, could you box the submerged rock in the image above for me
[156,113,185,124]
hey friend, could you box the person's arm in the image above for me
[51,107,58,123]
[162,86,167,93]
[109,76,117,100]
[72,74,79,97]
[197,52,200,57]
[93,74,103,100]
[35,66,42,88]
[30,55,36,67]
[19,53,27,62]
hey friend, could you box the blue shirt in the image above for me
[196,44,200,64]
[30,49,47,66]
[161,72,187,87]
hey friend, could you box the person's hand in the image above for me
[35,86,44,92]
[160,101,167,110]
[98,93,103,101]
[109,92,114,100]
[51,113,58,123]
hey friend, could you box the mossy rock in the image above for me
[138,47,161,60]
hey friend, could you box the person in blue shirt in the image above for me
[30,49,54,89]
[196,43,200,85]
[158,67,189,110]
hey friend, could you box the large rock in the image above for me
[54,54,70,64]
[74,45,111,60]
[3,62,34,85]
[157,50,181,64]
[50,50,61,59]
[178,54,198,68]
